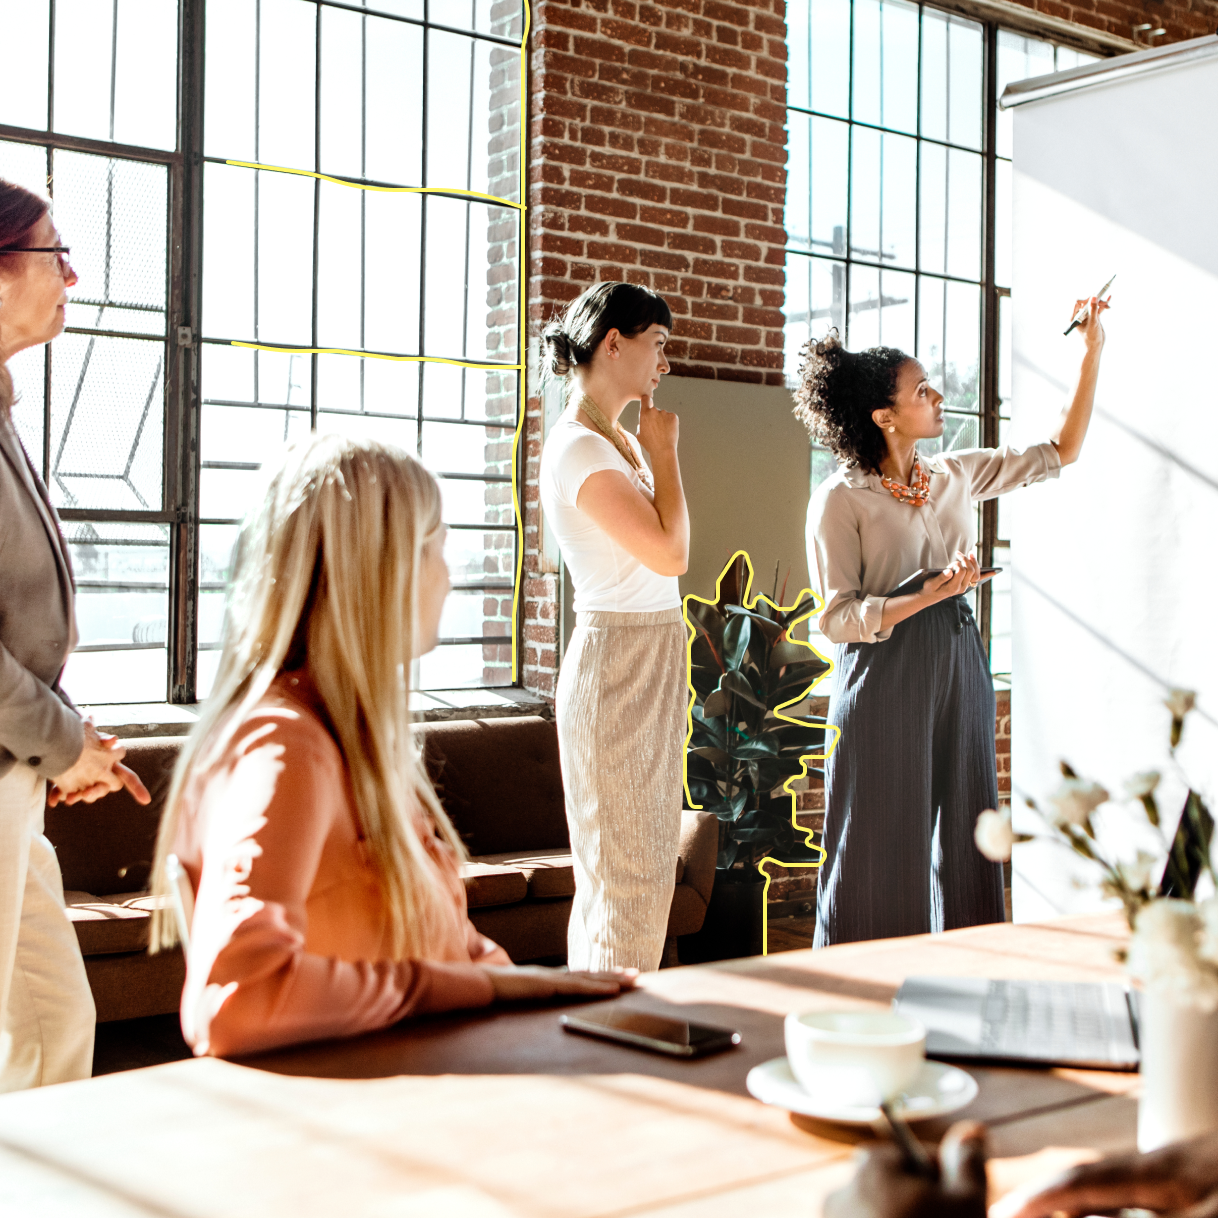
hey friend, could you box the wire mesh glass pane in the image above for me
[53,0,179,152]
[445,0,524,37]
[848,265,915,352]
[917,277,980,414]
[786,114,848,258]
[424,198,494,360]
[320,7,424,185]
[56,152,168,338]
[60,521,169,705]
[850,128,916,270]
[0,141,49,197]
[996,31,1055,159]
[0,1,50,131]
[783,254,845,383]
[787,0,851,119]
[919,10,983,151]
[6,347,46,471]
[48,334,164,511]
[198,399,309,522]
[918,144,982,282]
[852,0,919,135]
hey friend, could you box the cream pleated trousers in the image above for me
[556,608,686,972]
[0,763,95,1092]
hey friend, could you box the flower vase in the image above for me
[1138,985,1218,1151]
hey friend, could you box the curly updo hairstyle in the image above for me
[791,329,912,474]
[541,281,673,384]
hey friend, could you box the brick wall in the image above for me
[521,0,790,697]
[1006,0,1216,46]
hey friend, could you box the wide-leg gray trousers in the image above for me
[813,596,1005,947]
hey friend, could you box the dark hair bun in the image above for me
[541,322,579,380]
[540,281,674,385]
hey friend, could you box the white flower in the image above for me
[1115,851,1158,893]
[1165,689,1196,719]
[1128,899,1218,1012]
[974,808,1016,862]
[1047,777,1109,827]
[1122,771,1161,799]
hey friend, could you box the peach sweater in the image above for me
[174,673,507,1057]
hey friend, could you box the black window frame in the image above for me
[0,0,527,705]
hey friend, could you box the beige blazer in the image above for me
[806,442,1062,646]
[0,409,82,779]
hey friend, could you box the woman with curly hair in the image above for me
[797,298,1108,945]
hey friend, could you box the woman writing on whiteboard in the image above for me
[539,282,688,972]
[798,295,1108,946]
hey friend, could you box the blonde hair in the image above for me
[150,433,463,958]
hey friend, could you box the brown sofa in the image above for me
[44,716,717,1023]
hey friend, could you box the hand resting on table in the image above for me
[480,965,639,1002]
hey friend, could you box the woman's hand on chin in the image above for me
[637,394,679,455]
[479,964,640,1001]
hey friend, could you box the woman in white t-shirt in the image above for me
[539,282,689,972]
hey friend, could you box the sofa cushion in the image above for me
[418,717,568,855]
[46,737,183,896]
[461,863,529,910]
[64,890,166,956]
[472,849,576,900]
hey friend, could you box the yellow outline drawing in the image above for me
[218,3,532,681]
[222,160,524,212]
[683,550,841,955]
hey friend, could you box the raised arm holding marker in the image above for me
[1064,274,1116,336]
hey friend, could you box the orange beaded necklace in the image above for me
[880,453,930,507]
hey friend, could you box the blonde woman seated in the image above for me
[151,435,632,1058]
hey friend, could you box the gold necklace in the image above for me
[573,393,642,472]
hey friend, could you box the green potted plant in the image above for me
[681,552,837,961]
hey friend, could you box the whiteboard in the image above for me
[1007,43,1218,920]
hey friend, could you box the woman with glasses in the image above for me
[0,178,150,1092]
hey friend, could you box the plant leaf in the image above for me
[723,614,752,671]
[720,669,767,711]
[702,688,731,718]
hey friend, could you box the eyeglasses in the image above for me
[0,245,72,276]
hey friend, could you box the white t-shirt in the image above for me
[539,414,681,614]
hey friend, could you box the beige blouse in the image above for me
[806,443,1061,645]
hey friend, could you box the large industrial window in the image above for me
[783,0,1097,675]
[0,0,525,705]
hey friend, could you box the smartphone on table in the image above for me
[560,1007,742,1058]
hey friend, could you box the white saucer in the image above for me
[746,1056,979,1125]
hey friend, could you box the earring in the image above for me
[888,426,895,433]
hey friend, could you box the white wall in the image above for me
[1008,49,1218,919]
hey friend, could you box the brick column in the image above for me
[522,0,790,698]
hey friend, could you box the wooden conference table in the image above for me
[0,914,1140,1217]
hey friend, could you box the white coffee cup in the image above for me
[784,1009,927,1107]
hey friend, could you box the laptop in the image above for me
[893,977,1141,1071]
